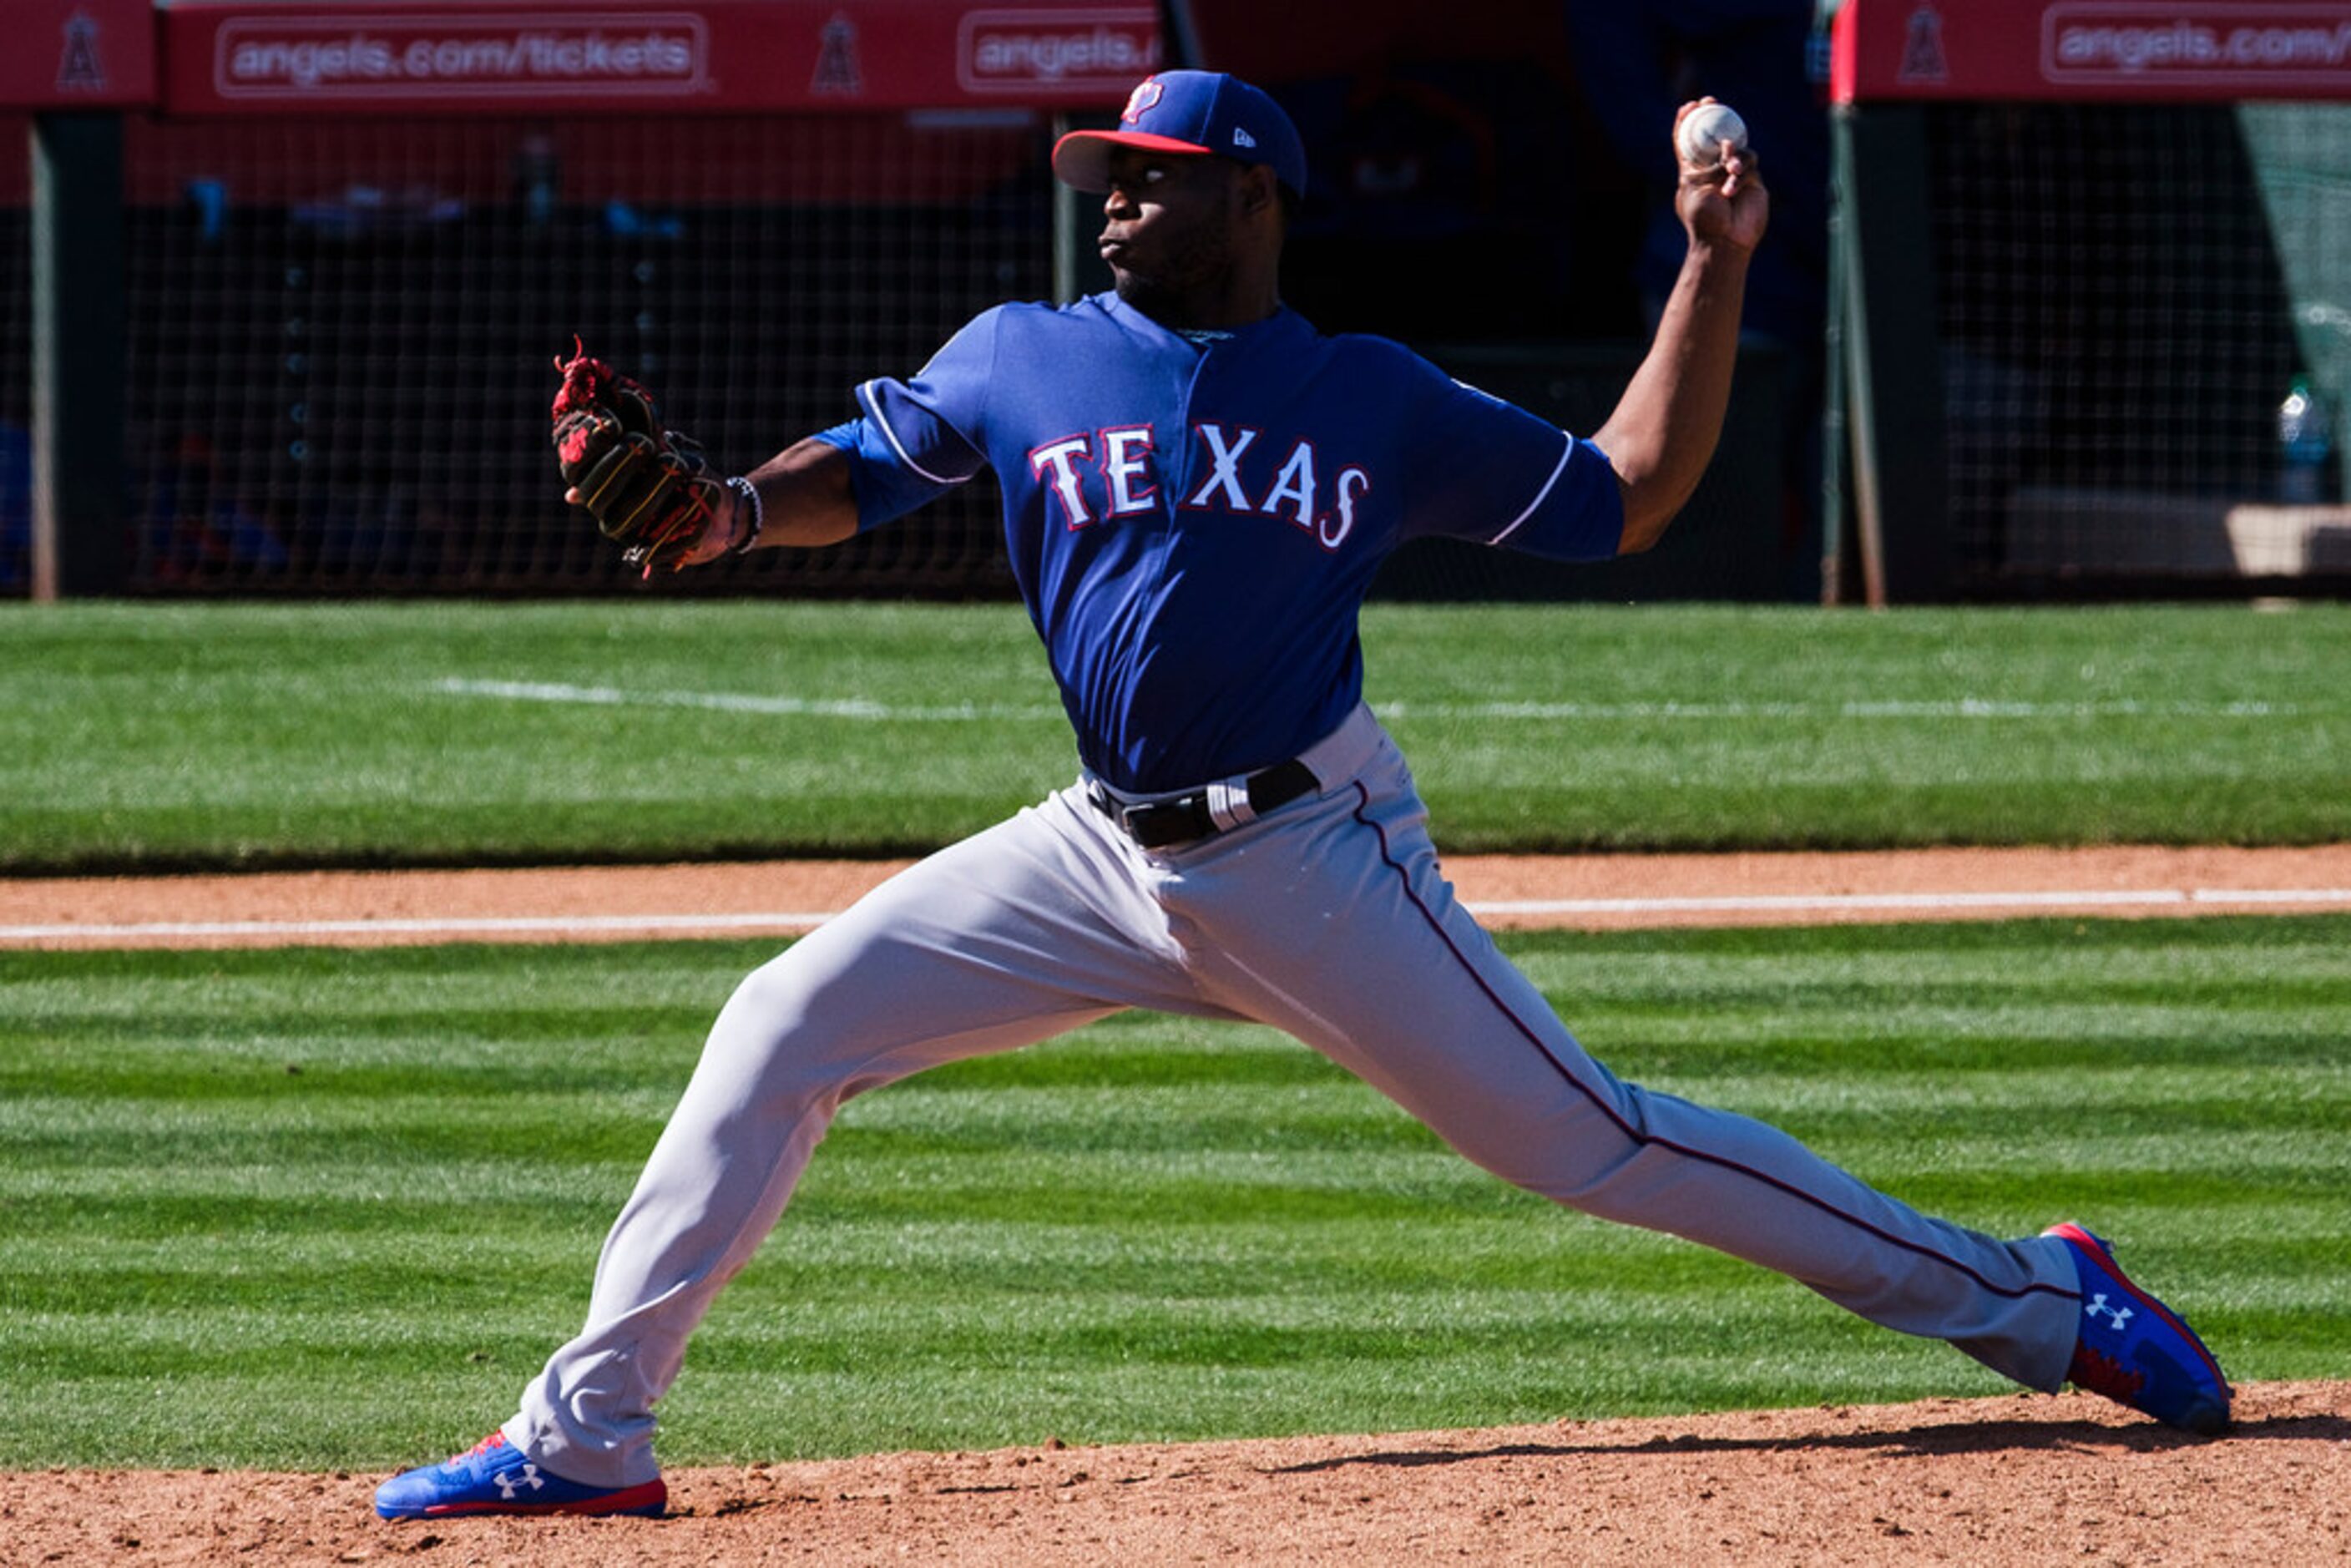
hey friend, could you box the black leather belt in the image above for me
[1088,758,1319,850]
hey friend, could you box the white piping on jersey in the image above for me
[1486,433,1574,547]
[857,380,972,487]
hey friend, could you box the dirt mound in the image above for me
[9,1382,2343,1566]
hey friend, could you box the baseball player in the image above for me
[377,70,2228,1521]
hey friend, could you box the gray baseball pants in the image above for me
[508,705,2082,1487]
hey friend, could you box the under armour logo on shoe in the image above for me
[2085,1292,2135,1331]
[495,1464,546,1500]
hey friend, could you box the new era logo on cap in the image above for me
[1052,70,1307,199]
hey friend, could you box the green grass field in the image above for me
[1,600,2344,871]
[3,916,2344,1471]
[3,599,2343,1474]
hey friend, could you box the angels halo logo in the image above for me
[1898,0,1949,85]
[58,9,108,92]
[1120,76,1162,123]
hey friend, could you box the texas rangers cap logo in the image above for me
[1053,70,1307,200]
[1120,78,1164,124]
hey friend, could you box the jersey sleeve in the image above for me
[1396,357,1625,563]
[811,307,1000,532]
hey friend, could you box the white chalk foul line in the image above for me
[430,678,1062,721]
[1469,889,2193,916]
[1474,888,2351,916]
[2188,887,2351,905]
[1385,698,2305,721]
[0,912,842,942]
[430,679,2306,724]
[10,888,2351,944]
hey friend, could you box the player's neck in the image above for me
[1115,273,1281,334]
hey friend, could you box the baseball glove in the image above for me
[551,341,726,577]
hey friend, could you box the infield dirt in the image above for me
[6,1383,2344,1565]
[8,843,2351,948]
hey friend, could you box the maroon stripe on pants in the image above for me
[1348,782,2074,1307]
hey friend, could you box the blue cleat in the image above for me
[373,1431,667,1520]
[2045,1222,2232,1436]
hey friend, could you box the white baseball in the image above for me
[1677,103,1748,167]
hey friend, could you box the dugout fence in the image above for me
[3,0,1860,609]
[19,3,2351,604]
[7,0,1807,604]
[1829,0,2351,601]
[0,169,27,584]
[107,111,1049,595]
[3,0,1145,599]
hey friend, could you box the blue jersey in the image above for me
[817,292,1624,794]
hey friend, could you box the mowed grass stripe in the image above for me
[1,916,2345,1469]
[2,600,2346,868]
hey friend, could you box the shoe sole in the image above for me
[2049,1222,2231,1435]
[377,1479,669,1520]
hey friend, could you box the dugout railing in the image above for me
[1828,0,2351,602]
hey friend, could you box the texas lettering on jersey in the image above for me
[1026,422,1373,549]
[816,292,1623,790]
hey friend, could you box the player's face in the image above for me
[1098,147,1245,315]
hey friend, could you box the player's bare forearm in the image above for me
[1593,102,1768,555]
[660,436,862,564]
[736,437,861,550]
[1592,239,1752,554]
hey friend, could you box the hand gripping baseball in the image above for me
[551,341,730,577]
[1672,98,1767,255]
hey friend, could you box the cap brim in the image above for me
[1050,129,1216,193]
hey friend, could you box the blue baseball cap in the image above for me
[1053,70,1307,200]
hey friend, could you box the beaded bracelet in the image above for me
[724,475,765,556]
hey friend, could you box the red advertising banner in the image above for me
[0,1,157,108]
[1835,0,2351,103]
[159,0,1160,115]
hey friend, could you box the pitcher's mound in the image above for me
[13,1381,2343,1565]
